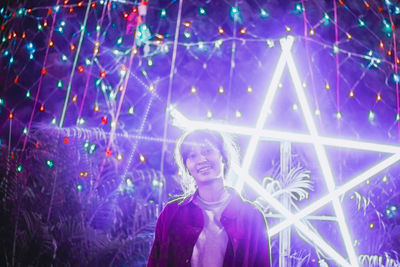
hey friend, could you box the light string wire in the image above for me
[22,0,61,151]
[159,0,184,174]
[387,11,400,141]
[301,0,321,122]
[77,1,109,120]
[94,0,148,188]
[58,0,93,128]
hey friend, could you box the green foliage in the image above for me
[0,128,165,266]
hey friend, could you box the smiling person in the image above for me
[147,129,271,267]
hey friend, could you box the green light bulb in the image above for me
[259,8,269,18]
[46,160,54,168]
[160,9,167,18]
[198,7,206,16]
[76,184,83,191]
[17,165,23,173]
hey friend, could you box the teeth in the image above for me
[197,166,211,172]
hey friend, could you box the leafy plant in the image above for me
[0,129,165,266]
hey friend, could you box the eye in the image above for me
[202,147,213,155]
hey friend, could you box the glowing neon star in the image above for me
[169,35,400,267]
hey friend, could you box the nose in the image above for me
[198,152,208,161]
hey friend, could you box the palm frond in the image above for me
[351,191,371,215]
[279,165,313,202]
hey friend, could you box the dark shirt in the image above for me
[147,187,272,267]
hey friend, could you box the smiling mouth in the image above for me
[197,165,212,173]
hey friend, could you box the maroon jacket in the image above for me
[147,188,272,267]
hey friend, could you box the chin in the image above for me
[196,176,222,184]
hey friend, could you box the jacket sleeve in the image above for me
[253,208,272,267]
[147,202,180,267]
[147,208,164,267]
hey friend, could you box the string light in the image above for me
[323,13,330,26]
[160,8,167,18]
[294,3,304,14]
[77,117,85,125]
[46,160,55,168]
[76,184,83,192]
[126,178,134,188]
[79,171,89,177]
[379,40,384,49]
[368,110,376,121]
[259,8,269,18]
[385,205,398,219]
[198,7,206,16]
[16,165,23,173]
[325,82,331,90]
[235,110,242,118]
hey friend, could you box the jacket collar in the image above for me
[178,187,245,219]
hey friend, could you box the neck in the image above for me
[197,179,226,202]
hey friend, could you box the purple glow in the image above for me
[0,0,399,266]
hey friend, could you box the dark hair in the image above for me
[180,130,228,167]
[174,129,239,195]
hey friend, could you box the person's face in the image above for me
[184,140,225,185]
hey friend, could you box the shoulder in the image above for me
[240,198,264,218]
[233,191,268,226]
[229,188,263,214]
[159,194,192,217]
